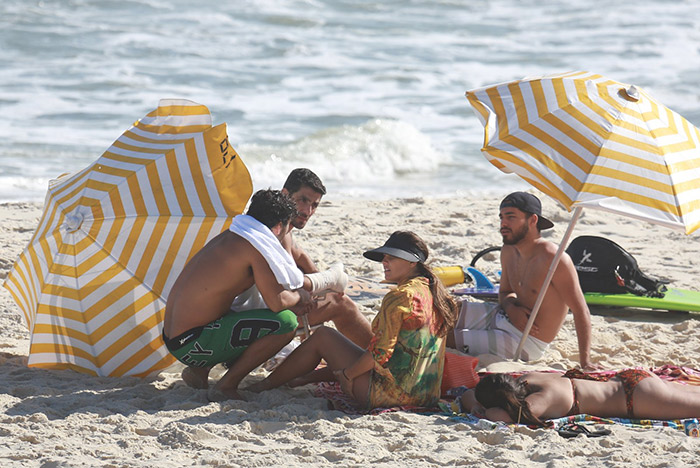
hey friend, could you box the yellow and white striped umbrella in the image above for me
[467,70,700,234]
[3,99,252,377]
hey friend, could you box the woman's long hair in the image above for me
[391,231,459,337]
[474,374,545,426]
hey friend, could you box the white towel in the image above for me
[229,214,304,290]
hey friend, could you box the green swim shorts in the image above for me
[162,308,298,368]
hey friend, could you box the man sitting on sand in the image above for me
[448,192,596,369]
[162,189,347,401]
[281,168,372,347]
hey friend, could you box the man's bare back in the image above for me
[163,231,303,339]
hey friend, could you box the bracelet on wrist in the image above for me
[342,368,350,380]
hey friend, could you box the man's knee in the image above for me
[326,292,356,312]
[309,325,340,342]
[335,294,363,319]
[340,294,358,309]
[276,309,299,335]
[307,293,356,324]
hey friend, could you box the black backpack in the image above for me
[565,235,669,298]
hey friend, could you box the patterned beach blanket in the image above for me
[312,351,479,415]
[439,365,700,437]
[314,381,438,415]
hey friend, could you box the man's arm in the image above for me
[251,253,310,312]
[554,254,595,369]
[498,245,518,306]
[290,239,317,274]
[282,232,318,274]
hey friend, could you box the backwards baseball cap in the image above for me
[499,191,554,230]
[363,232,427,263]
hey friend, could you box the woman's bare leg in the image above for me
[247,326,365,392]
[288,367,336,387]
[668,381,700,394]
[632,375,700,420]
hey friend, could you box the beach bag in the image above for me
[565,235,668,298]
[440,350,480,395]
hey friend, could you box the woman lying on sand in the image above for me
[248,231,459,409]
[459,369,700,425]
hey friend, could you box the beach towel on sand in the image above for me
[439,365,700,437]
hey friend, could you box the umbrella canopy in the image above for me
[466,71,700,360]
[3,99,253,377]
[467,70,700,234]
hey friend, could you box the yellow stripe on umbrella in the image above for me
[3,99,253,377]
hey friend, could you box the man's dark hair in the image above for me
[246,189,298,229]
[283,168,326,196]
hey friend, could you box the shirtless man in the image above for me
[162,189,313,401]
[281,168,372,347]
[449,192,595,369]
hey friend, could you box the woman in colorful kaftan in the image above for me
[248,231,459,409]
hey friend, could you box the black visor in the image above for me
[363,233,427,263]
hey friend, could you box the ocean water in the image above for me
[1,0,699,202]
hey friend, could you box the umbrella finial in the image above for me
[620,85,640,102]
[63,211,84,233]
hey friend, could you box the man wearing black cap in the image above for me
[449,191,595,369]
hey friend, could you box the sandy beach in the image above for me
[1,195,699,467]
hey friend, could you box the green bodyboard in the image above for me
[584,288,700,313]
[351,272,700,314]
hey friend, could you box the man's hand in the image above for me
[580,359,604,371]
[290,289,313,316]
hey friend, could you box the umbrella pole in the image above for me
[301,314,312,341]
[513,207,583,361]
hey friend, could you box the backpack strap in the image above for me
[614,267,668,298]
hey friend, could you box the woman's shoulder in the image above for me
[394,276,429,294]
[383,277,428,302]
